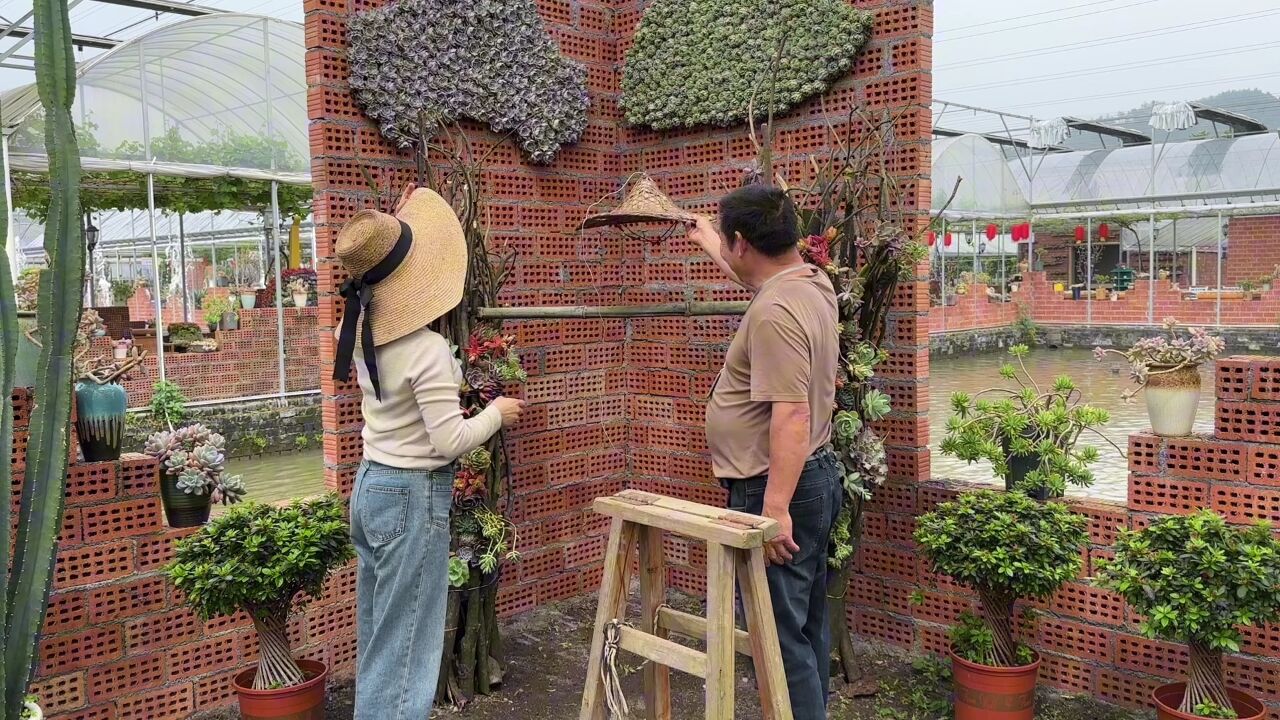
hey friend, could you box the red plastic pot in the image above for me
[949,648,1040,720]
[232,659,328,720]
[1153,682,1266,720]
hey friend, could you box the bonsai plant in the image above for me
[166,496,354,716]
[1094,318,1224,437]
[940,344,1114,499]
[1096,511,1280,719]
[144,423,246,527]
[915,490,1088,720]
[167,322,204,351]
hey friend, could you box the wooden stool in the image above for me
[579,489,793,720]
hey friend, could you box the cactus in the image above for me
[2,0,82,714]
[0,91,15,720]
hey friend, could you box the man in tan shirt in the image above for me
[690,184,841,719]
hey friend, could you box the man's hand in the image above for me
[762,503,800,565]
[686,215,744,287]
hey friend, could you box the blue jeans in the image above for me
[724,449,843,720]
[351,459,454,720]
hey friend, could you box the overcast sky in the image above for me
[0,0,1275,132]
[934,0,1280,131]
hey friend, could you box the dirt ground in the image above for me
[202,591,1147,720]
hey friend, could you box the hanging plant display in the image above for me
[347,0,589,164]
[620,0,873,130]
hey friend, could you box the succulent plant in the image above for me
[347,0,588,164]
[620,0,873,131]
[145,424,241,505]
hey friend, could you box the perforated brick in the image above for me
[1128,434,1161,474]
[124,608,203,653]
[29,672,86,714]
[115,683,193,720]
[1047,582,1126,627]
[855,609,914,649]
[1097,668,1161,709]
[55,541,133,589]
[1035,618,1113,662]
[66,462,118,504]
[87,654,165,702]
[858,544,917,583]
[1128,476,1208,515]
[1225,655,1280,701]
[80,499,162,543]
[117,454,158,497]
[1114,634,1184,678]
[42,591,88,635]
[910,590,969,625]
[1217,401,1280,443]
[1217,357,1252,401]
[1212,484,1280,524]
[1040,652,1095,695]
[167,635,241,680]
[39,626,122,675]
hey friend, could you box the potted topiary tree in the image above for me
[1096,511,1280,720]
[166,495,354,719]
[915,490,1088,720]
[940,344,1114,499]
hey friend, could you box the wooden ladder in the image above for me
[579,489,793,720]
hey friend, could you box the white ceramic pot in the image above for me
[292,293,309,308]
[23,699,42,720]
[240,292,257,310]
[112,345,128,360]
[1145,364,1201,437]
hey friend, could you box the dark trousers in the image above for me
[723,450,843,720]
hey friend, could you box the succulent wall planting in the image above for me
[348,0,589,164]
[620,0,873,130]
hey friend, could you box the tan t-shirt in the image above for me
[706,264,838,479]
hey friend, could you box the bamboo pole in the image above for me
[476,301,750,320]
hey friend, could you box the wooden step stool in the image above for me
[579,489,793,720]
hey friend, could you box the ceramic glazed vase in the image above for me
[1153,683,1265,720]
[74,381,126,462]
[950,649,1040,720]
[1145,364,1201,437]
[158,468,212,528]
[240,292,257,309]
[233,659,328,720]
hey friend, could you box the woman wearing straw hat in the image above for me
[333,184,525,718]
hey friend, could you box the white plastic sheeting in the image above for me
[1,14,308,180]
[931,134,1029,217]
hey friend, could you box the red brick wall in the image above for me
[9,389,356,720]
[1013,271,1280,327]
[1226,216,1280,286]
[851,357,1280,712]
[929,284,1019,334]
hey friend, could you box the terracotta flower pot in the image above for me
[1145,364,1201,437]
[950,648,1040,720]
[1153,682,1265,720]
[233,659,328,720]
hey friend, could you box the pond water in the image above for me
[928,348,1223,503]
[224,448,326,506]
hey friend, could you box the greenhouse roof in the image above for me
[931,134,1030,217]
[0,13,308,184]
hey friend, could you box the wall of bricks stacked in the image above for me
[9,387,357,720]
[307,0,933,609]
[1013,271,1280,328]
[1226,216,1280,286]
[849,356,1280,712]
[928,284,1019,335]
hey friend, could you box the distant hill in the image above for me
[1083,89,1280,145]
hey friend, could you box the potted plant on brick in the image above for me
[144,423,246,526]
[166,495,354,719]
[202,295,236,332]
[940,344,1114,499]
[1096,510,1280,720]
[287,277,310,308]
[167,322,203,352]
[915,490,1088,720]
[1093,318,1224,437]
[21,694,41,720]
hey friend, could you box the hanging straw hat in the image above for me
[579,174,698,230]
[332,188,467,399]
[334,188,466,347]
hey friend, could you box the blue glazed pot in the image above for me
[74,381,127,462]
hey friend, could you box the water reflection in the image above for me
[928,348,1224,503]
[224,448,326,507]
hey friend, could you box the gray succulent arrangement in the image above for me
[348,0,590,164]
[145,424,247,505]
[620,0,873,130]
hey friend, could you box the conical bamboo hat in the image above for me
[579,174,698,230]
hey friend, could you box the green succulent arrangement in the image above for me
[144,424,246,504]
[620,0,873,130]
[915,490,1088,667]
[1096,511,1280,718]
[940,344,1114,498]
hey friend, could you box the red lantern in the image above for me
[1074,225,1086,243]
[1011,224,1022,242]
[1098,223,1110,240]
[985,223,998,240]
[927,230,936,246]
[944,233,953,247]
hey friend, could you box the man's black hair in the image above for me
[718,184,799,258]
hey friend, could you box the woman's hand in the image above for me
[491,396,527,427]
[393,183,417,214]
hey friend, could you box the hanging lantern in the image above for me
[944,233,953,247]
[1012,224,1023,242]
[1074,225,1086,243]
[927,230,936,246]
[985,223,998,240]
[1098,223,1110,240]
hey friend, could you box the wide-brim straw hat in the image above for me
[335,188,466,347]
[579,174,698,230]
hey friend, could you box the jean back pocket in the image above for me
[361,484,411,544]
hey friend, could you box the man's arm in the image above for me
[687,216,745,287]
[763,401,809,564]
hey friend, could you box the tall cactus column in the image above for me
[2,0,83,714]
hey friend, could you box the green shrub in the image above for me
[149,380,187,429]
[1096,511,1280,716]
[915,490,1087,667]
[167,323,203,347]
[166,496,354,690]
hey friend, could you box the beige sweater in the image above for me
[351,326,503,470]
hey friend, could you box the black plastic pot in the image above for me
[1001,436,1054,501]
[158,469,211,527]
